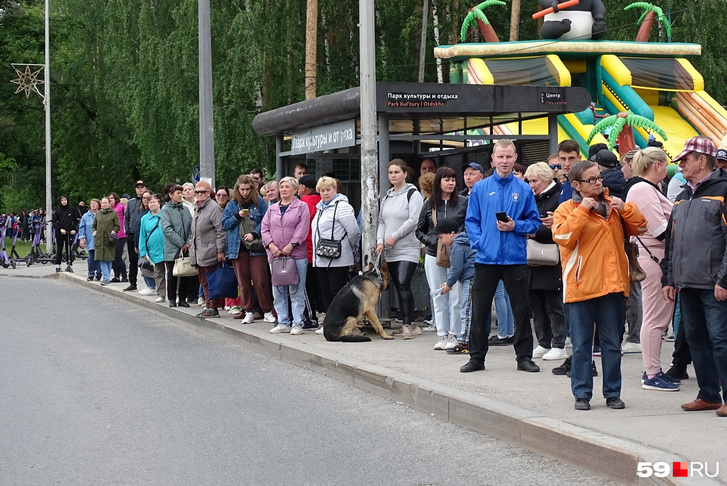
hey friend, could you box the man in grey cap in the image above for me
[662,136,727,417]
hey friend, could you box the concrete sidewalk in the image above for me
[2,262,723,485]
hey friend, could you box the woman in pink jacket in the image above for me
[626,147,680,392]
[261,176,311,335]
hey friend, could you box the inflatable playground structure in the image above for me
[433,0,727,159]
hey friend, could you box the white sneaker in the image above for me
[138,288,155,296]
[224,306,231,311]
[420,325,436,332]
[290,325,304,335]
[622,342,642,353]
[542,347,568,360]
[434,335,448,350]
[315,327,324,335]
[241,312,254,324]
[444,334,459,350]
[269,324,290,334]
[197,297,205,306]
[155,297,166,303]
[565,336,572,348]
[263,312,276,323]
[533,345,550,359]
[228,306,242,315]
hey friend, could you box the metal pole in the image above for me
[198,0,215,188]
[359,0,378,267]
[44,0,52,254]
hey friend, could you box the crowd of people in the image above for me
[37,137,727,417]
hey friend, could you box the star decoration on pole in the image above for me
[10,64,45,99]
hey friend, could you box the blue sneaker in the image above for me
[642,373,680,391]
[641,370,681,385]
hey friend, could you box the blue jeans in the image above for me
[565,293,625,400]
[272,258,308,327]
[86,249,101,278]
[100,261,112,281]
[459,280,473,342]
[679,288,727,403]
[142,276,156,289]
[493,280,514,338]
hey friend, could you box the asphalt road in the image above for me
[0,277,617,486]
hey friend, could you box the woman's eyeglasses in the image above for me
[216,193,228,198]
[578,176,604,184]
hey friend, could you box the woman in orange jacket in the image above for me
[553,159,647,411]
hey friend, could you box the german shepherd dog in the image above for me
[323,261,393,342]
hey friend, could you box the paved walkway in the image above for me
[2,262,723,485]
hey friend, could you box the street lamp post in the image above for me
[44,0,52,253]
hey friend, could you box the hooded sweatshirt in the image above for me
[377,183,423,264]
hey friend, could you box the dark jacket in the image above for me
[662,170,727,290]
[416,196,468,256]
[125,197,143,237]
[602,167,627,200]
[529,180,563,291]
[52,203,79,233]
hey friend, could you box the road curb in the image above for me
[57,273,718,486]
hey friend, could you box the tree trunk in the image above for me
[304,0,318,100]
[510,0,521,41]
[418,0,429,83]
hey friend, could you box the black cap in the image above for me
[588,143,608,160]
[589,148,619,169]
[717,149,727,161]
[431,218,459,235]
[298,174,317,190]
[135,180,146,187]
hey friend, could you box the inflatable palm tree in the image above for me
[624,2,672,42]
[460,0,506,42]
[587,111,668,155]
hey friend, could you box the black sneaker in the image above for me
[87,276,94,281]
[488,335,513,346]
[447,342,470,354]
[664,365,689,381]
[564,359,598,377]
[178,301,190,308]
[123,285,137,292]
[302,319,319,329]
[575,398,591,411]
[552,356,571,375]
[606,397,625,409]
[110,277,120,283]
[95,274,102,281]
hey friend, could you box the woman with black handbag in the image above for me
[311,176,360,313]
[222,175,274,324]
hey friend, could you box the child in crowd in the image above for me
[435,218,475,353]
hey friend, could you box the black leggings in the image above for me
[387,261,417,325]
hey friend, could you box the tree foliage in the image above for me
[1,0,726,212]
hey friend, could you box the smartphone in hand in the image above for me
[495,212,509,222]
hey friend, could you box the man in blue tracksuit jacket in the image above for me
[461,139,542,373]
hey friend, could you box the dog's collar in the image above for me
[363,272,383,288]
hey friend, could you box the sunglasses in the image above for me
[195,190,209,194]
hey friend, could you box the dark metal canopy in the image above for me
[252,82,593,138]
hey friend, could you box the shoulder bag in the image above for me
[432,209,451,268]
[618,211,646,282]
[527,239,560,266]
[271,256,300,287]
[315,203,346,259]
[173,255,197,277]
[238,206,265,252]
